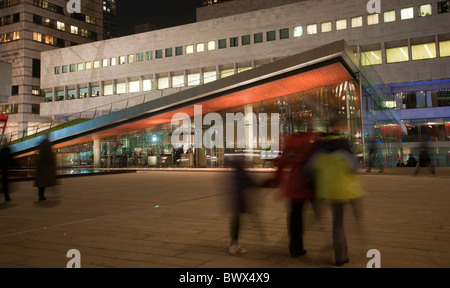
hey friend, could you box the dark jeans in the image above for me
[230,214,241,245]
[38,187,46,199]
[288,201,306,257]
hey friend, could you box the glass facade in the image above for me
[26,78,367,170]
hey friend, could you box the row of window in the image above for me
[0,12,19,25]
[53,2,449,75]
[11,85,41,96]
[33,14,98,41]
[362,39,450,65]
[46,68,239,102]
[0,30,20,43]
[0,0,19,9]
[1,104,40,115]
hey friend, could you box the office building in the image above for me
[10,0,450,168]
[0,0,103,139]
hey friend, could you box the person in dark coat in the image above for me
[34,134,57,201]
[228,156,256,255]
[0,140,14,202]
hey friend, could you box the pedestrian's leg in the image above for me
[288,201,306,258]
[229,214,247,255]
[38,187,46,201]
[2,173,11,201]
[230,214,240,246]
[332,201,348,266]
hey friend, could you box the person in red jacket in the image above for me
[271,132,323,258]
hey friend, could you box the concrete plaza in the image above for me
[0,168,449,269]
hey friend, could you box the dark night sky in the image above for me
[115,0,204,37]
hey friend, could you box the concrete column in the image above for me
[53,87,57,102]
[93,138,101,169]
[76,84,80,99]
[64,86,68,101]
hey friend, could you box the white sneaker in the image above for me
[229,245,248,255]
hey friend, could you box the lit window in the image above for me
[172,75,185,88]
[143,79,153,91]
[367,14,379,25]
[411,43,436,60]
[204,71,217,84]
[57,21,65,31]
[12,31,20,40]
[336,19,347,30]
[85,62,92,70]
[119,56,126,64]
[351,16,363,27]
[146,52,152,60]
[128,54,134,63]
[221,69,234,78]
[129,81,140,93]
[71,25,79,35]
[362,50,382,66]
[293,26,303,37]
[110,57,117,66]
[197,43,205,52]
[158,77,169,89]
[187,73,200,86]
[116,83,126,94]
[103,84,113,96]
[321,22,332,33]
[401,7,414,20]
[102,59,108,67]
[419,4,432,17]
[186,45,194,54]
[80,29,88,38]
[439,40,450,57]
[45,35,54,45]
[93,60,100,68]
[32,86,41,96]
[386,46,409,63]
[33,32,42,42]
[384,10,396,22]
[306,24,317,35]
[77,63,84,71]
[207,41,215,50]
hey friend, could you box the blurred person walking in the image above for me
[270,132,323,258]
[0,138,14,202]
[414,146,436,177]
[34,134,57,201]
[227,156,257,255]
[312,118,365,266]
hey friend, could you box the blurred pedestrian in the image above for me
[0,138,14,202]
[271,132,323,258]
[227,156,256,255]
[414,146,436,176]
[366,143,384,173]
[34,134,57,201]
[312,118,365,266]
